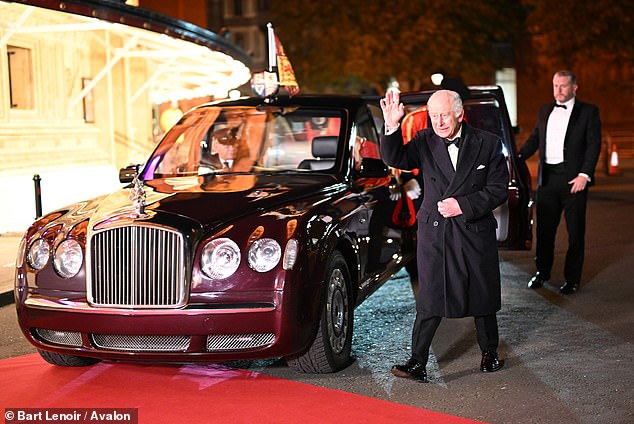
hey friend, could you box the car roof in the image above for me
[193,85,506,110]
[399,85,506,104]
[200,94,380,111]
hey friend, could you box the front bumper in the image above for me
[15,290,303,362]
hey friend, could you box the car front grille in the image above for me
[32,328,275,353]
[92,334,190,352]
[88,225,186,308]
[207,333,275,351]
[34,328,83,347]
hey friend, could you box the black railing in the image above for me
[33,174,42,219]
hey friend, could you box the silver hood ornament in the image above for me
[128,174,147,217]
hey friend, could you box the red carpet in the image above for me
[1,354,480,423]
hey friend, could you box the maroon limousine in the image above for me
[15,87,531,374]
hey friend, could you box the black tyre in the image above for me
[287,251,354,373]
[38,349,101,367]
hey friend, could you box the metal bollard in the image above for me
[33,174,42,219]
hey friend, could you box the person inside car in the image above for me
[200,124,252,173]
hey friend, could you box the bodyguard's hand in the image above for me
[380,89,405,129]
[569,175,588,193]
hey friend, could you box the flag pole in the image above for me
[267,22,276,72]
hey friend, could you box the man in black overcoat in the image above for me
[519,70,602,294]
[380,89,508,381]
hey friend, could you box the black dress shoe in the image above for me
[527,272,549,289]
[391,358,428,382]
[480,351,504,372]
[559,281,579,294]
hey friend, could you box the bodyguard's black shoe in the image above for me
[391,358,428,382]
[559,281,579,294]
[527,272,548,289]
[480,351,504,372]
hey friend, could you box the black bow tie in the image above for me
[444,137,461,147]
[554,104,567,109]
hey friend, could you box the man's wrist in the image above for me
[385,123,400,135]
[579,172,591,182]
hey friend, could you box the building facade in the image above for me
[0,0,251,233]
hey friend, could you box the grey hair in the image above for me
[554,70,577,85]
[429,89,463,117]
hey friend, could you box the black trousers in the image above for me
[410,313,499,365]
[535,164,588,284]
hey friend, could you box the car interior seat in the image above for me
[298,136,338,170]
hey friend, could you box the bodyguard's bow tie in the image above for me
[444,137,461,147]
[554,104,567,109]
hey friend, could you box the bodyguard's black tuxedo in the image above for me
[520,99,602,187]
[519,99,601,284]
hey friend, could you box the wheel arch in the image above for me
[333,237,359,302]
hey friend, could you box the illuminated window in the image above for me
[7,45,35,110]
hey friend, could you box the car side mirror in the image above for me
[357,158,389,178]
[119,164,140,183]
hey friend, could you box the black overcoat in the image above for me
[381,122,508,318]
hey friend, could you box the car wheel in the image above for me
[37,349,100,367]
[287,250,354,373]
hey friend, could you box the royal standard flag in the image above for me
[267,23,300,97]
[274,34,299,96]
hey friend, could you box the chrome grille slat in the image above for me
[88,225,185,308]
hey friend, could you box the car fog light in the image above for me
[54,239,84,278]
[248,238,281,272]
[283,238,299,270]
[201,238,241,279]
[27,238,50,270]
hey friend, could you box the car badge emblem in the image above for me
[128,174,147,217]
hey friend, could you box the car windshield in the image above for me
[142,105,343,179]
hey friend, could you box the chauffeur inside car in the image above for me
[200,125,252,173]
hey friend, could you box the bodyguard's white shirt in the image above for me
[545,98,575,164]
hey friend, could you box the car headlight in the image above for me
[248,238,281,272]
[283,238,299,270]
[201,238,241,279]
[53,239,84,278]
[26,238,50,270]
